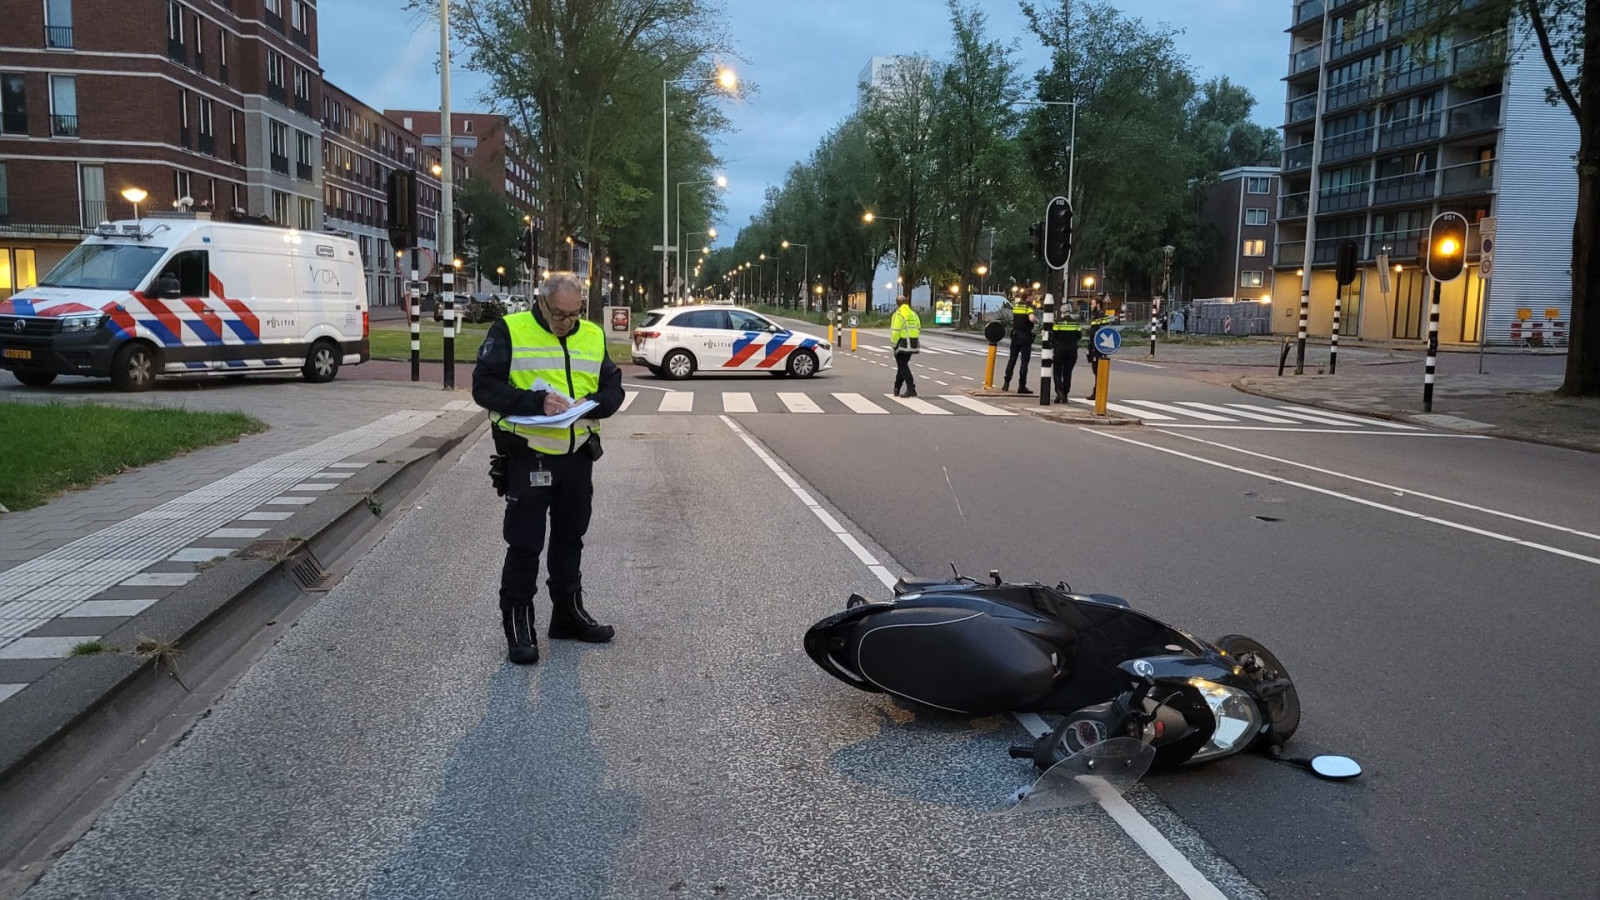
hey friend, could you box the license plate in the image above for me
[2,348,30,360]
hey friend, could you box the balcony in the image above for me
[44,25,74,49]
[0,196,9,222]
[1441,158,1495,196]
[1276,241,1305,267]
[1447,96,1501,137]
[297,161,314,181]
[1372,228,1426,260]
[167,38,186,64]
[80,199,106,228]
[1372,170,1435,205]
[1324,76,1378,112]
[1289,43,1321,76]
[1286,94,1317,124]
[1318,183,1369,213]
[1329,28,1384,61]
[1284,144,1314,172]
[1279,191,1310,218]
[1377,112,1441,150]
[1323,130,1372,163]
[1384,63,1442,95]
[1294,1,1324,27]
[268,84,286,105]
[50,114,78,137]
[1453,32,1506,77]
[271,152,289,175]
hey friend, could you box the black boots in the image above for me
[902,386,917,398]
[549,591,615,643]
[1018,386,1034,395]
[502,606,540,665]
[1001,379,1010,392]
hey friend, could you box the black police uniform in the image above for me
[1051,319,1082,397]
[1002,302,1036,392]
[472,309,625,663]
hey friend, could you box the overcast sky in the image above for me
[321,0,1290,247]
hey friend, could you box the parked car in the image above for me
[631,305,833,379]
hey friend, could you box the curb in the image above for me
[0,412,487,885]
[963,387,1140,426]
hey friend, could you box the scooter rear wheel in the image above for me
[1215,634,1300,748]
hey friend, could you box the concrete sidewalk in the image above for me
[931,326,1600,454]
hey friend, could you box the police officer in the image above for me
[472,272,625,665]
[1051,314,1082,398]
[1002,294,1037,394]
[890,293,920,397]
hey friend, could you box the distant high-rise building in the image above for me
[1275,0,1577,345]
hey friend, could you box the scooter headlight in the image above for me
[1187,679,1263,762]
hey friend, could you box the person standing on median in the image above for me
[891,293,921,398]
[1002,293,1037,394]
[472,272,625,666]
[1051,312,1082,399]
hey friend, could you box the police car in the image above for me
[631,305,833,379]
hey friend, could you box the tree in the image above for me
[859,55,942,292]
[1409,1,1592,393]
[455,175,524,290]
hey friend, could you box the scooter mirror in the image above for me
[1309,755,1362,780]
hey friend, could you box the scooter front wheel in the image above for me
[1215,634,1301,748]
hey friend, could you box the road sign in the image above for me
[1093,326,1121,355]
[848,315,858,327]
[1479,215,1497,278]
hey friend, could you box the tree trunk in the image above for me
[1558,1,1598,395]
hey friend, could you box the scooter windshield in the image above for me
[1002,738,1155,814]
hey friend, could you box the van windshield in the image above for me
[38,243,167,291]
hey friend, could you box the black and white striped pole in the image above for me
[1155,244,1173,358]
[1332,239,1357,376]
[1039,291,1054,406]
[408,249,421,383]
[442,263,456,390]
[1422,212,1468,413]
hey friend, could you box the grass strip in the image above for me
[0,402,266,512]
[369,320,632,363]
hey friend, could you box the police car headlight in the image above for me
[59,314,106,333]
[819,342,831,351]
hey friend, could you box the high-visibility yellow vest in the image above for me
[1012,303,1033,317]
[492,311,604,455]
[1052,320,1081,332]
[891,304,921,349]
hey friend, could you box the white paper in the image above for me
[505,399,597,428]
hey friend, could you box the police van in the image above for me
[0,216,369,391]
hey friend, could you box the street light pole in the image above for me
[663,71,736,305]
[438,0,455,390]
[783,241,808,310]
[862,212,902,305]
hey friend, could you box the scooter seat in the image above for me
[855,606,1060,715]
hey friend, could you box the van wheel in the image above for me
[111,343,157,392]
[14,370,57,387]
[302,340,341,383]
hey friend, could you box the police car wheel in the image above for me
[111,343,157,392]
[13,370,57,387]
[302,340,341,384]
[789,349,818,378]
[662,349,695,379]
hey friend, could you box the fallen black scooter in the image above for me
[805,566,1359,783]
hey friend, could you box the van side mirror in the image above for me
[160,284,183,300]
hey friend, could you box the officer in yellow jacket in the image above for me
[890,295,921,397]
[472,272,625,665]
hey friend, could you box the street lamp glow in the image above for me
[862,211,875,223]
[120,187,148,204]
[949,284,960,295]
[717,68,738,90]
[975,265,989,276]
[431,162,443,176]
[708,227,718,239]
[1082,274,1096,290]
[715,174,728,188]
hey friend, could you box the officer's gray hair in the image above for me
[540,272,585,305]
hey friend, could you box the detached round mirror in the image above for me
[1309,755,1362,780]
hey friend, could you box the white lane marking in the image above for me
[778,392,824,413]
[621,381,676,392]
[890,396,954,415]
[723,392,758,413]
[1085,429,1600,566]
[1157,425,1486,437]
[834,392,890,414]
[1071,398,1176,420]
[1275,403,1422,430]
[1165,431,1600,543]
[940,395,1016,417]
[1175,402,1299,423]
[1119,400,1234,422]
[619,392,639,412]
[720,416,1231,898]
[659,392,695,413]
[1250,406,1359,427]
[933,380,950,386]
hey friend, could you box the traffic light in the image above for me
[1335,239,1357,286]
[385,169,417,250]
[1043,196,1072,269]
[519,227,535,267]
[1425,212,1468,282]
[1028,221,1044,262]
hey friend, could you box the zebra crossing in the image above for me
[617,389,1418,430]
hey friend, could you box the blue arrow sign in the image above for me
[1093,326,1122,355]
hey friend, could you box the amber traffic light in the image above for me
[1426,212,1469,282]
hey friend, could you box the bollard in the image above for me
[982,320,1005,390]
[851,328,857,353]
[1093,358,1110,416]
[1278,337,1292,377]
[1040,293,1054,406]
[408,251,421,383]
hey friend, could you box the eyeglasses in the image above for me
[540,297,584,322]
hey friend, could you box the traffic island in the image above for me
[961,387,1140,426]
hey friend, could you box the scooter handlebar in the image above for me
[1008,745,1036,759]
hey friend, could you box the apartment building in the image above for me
[1275,0,1578,345]
[1193,166,1282,302]
[0,0,326,300]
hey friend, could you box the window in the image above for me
[167,1,183,42]
[299,197,314,230]
[174,169,191,203]
[0,246,40,301]
[218,30,228,81]
[293,66,310,101]
[464,119,473,133]
[291,0,305,31]
[231,182,241,213]
[49,74,76,137]
[1244,208,1268,227]
[271,190,288,225]
[269,120,288,173]
[178,88,189,145]
[0,162,8,219]
[1240,270,1265,288]
[77,163,103,227]
[1242,239,1266,257]
[264,0,281,14]
[1,74,25,134]
[267,50,285,102]
[1245,176,1271,194]
[198,98,213,137]
[45,0,74,49]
